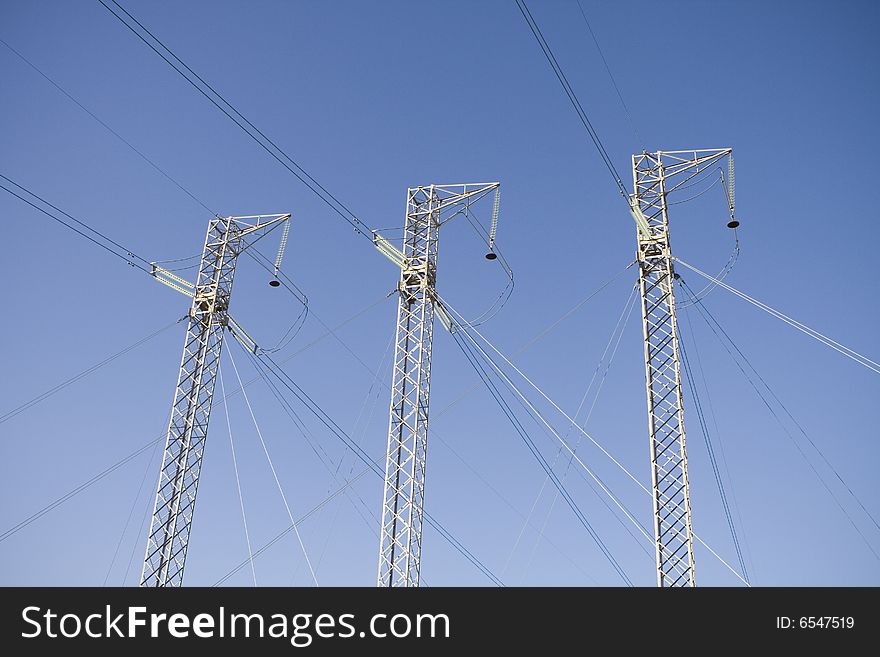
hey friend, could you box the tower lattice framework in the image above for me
[141,213,289,587]
[377,183,499,587]
[632,149,731,587]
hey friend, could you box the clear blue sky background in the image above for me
[1,0,877,586]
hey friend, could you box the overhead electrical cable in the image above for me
[434,265,633,420]
[3,258,626,584]
[503,284,641,576]
[263,280,610,580]
[0,315,185,426]
[0,174,150,272]
[679,278,880,558]
[439,293,752,586]
[121,468,160,585]
[246,286,627,584]
[670,171,741,307]
[243,248,310,354]
[102,432,163,586]
[677,319,751,582]
[213,469,370,586]
[250,265,642,583]
[573,0,644,149]
[254,351,506,587]
[244,348,380,537]
[514,0,629,201]
[0,37,218,216]
[218,366,258,587]
[235,265,653,584]
[455,202,516,328]
[226,344,320,587]
[0,294,391,544]
[97,0,373,241]
[429,429,601,584]
[518,285,648,581]
[0,438,158,543]
[680,306,757,579]
[447,315,634,585]
[449,303,749,585]
[676,258,880,375]
[449,315,654,584]
[668,170,724,206]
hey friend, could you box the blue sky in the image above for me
[0,0,877,586]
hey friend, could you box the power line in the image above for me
[254,352,506,586]
[448,316,634,585]
[102,430,163,586]
[246,260,641,584]
[241,339,387,583]
[258,279,628,583]
[504,284,642,578]
[441,290,650,494]
[0,37,218,216]
[255,276,630,583]
[97,0,373,241]
[3,255,632,586]
[676,257,880,375]
[218,366,258,587]
[0,295,390,545]
[227,345,319,587]
[456,201,516,328]
[680,304,757,579]
[514,0,629,200]
[679,278,880,560]
[677,315,751,582]
[0,438,158,543]
[451,300,751,585]
[120,444,164,585]
[248,339,382,538]
[446,300,652,583]
[434,265,633,420]
[243,247,310,354]
[518,285,649,581]
[440,293,752,585]
[432,424,602,584]
[213,469,371,586]
[0,316,184,426]
[0,173,150,273]
[573,0,644,149]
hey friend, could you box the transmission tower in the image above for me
[375,183,500,587]
[630,149,732,587]
[141,213,290,587]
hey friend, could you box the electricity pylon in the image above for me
[141,213,290,587]
[630,149,732,587]
[375,183,500,587]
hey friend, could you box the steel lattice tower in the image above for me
[376,183,499,587]
[141,213,289,587]
[631,149,731,587]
